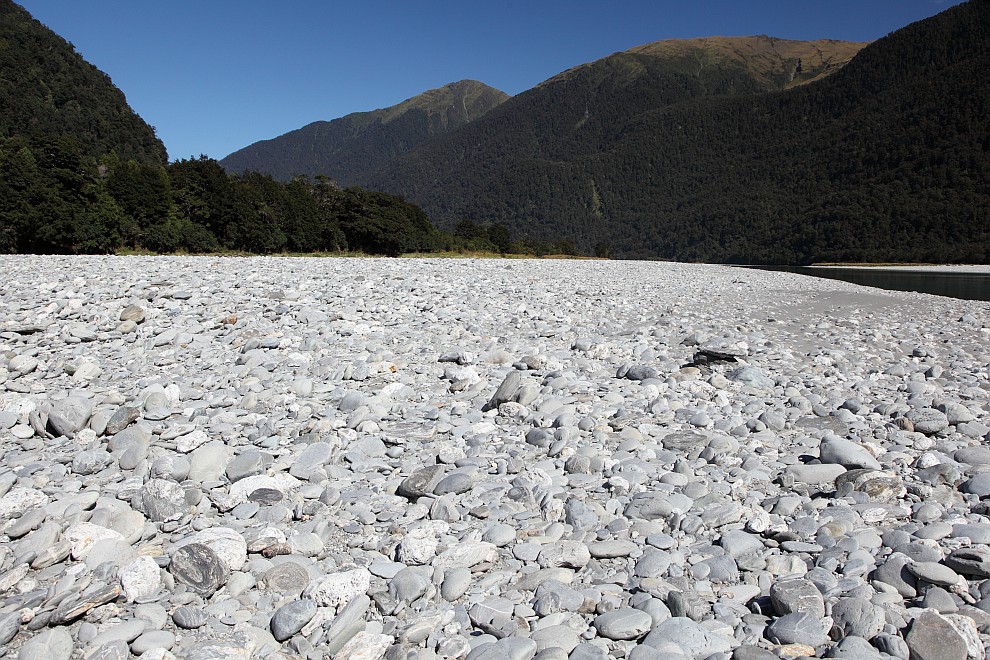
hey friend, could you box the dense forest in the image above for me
[0,0,165,165]
[0,137,555,256]
[220,80,510,185]
[361,1,989,263]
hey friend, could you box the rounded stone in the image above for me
[171,606,209,629]
[129,630,175,655]
[593,608,653,640]
[271,599,317,642]
[168,542,229,596]
[263,561,311,592]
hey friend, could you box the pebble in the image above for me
[0,255,987,659]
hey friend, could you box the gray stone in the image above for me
[834,469,905,502]
[225,448,267,483]
[129,630,175,655]
[289,442,332,480]
[389,567,430,603]
[270,598,317,641]
[906,408,950,435]
[731,646,777,660]
[593,608,653,640]
[530,625,580,654]
[48,396,93,436]
[0,611,20,646]
[960,472,990,497]
[434,472,474,495]
[119,304,145,323]
[467,636,538,660]
[770,579,825,618]
[785,463,846,485]
[643,617,735,656]
[955,446,990,466]
[950,523,990,544]
[397,465,445,499]
[719,529,764,558]
[825,635,882,659]
[819,437,881,469]
[72,448,112,475]
[139,478,186,522]
[905,611,967,660]
[18,628,74,660]
[263,561,311,592]
[87,641,129,660]
[945,545,990,577]
[105,406,140,435]
[920,586,958,613]
[564,497,598,532]
[622,365,659,381]
[872,553,917,598]
[171,606,209,629]
[765,611,831,647]
[906,561,961,587]
[483,370,522,412]
[441,567,472,601]
[168,543,229,596]
[728,366,774,389]
[830,597,885,639]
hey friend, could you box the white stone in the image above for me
[303,568,372,610]
[119,556,162,602]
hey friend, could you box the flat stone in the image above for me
[945,545,990,577]
[906,611,967,660]
[593,608,653,640]
[129,630,175,655]
[765,611,831,647]
[819,437,881,469]
[17,628,74,660]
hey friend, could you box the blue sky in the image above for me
[18,1,962,161]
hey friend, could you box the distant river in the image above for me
[741,266,990,302]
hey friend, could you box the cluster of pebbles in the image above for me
[0,255,989,660]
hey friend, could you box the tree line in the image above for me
[0,134,583,257]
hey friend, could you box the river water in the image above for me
[741,266,990,302]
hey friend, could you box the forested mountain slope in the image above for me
[0,0,166,164]
[368,1,988,263]
[220,80,509,184]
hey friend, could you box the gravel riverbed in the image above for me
[1,255,989,660]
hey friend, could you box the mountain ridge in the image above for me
[364,0,988,263]
[219,79,509,183]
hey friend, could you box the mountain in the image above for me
[364,34,866,255]
[363,0,988,263]
[220,80,509,184]
[0,0,166,164]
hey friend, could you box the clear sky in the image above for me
[17,0,962,162]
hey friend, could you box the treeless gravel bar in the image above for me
[1,255,989,659]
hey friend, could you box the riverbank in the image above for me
[1,256,988,658]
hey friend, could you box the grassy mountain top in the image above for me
[376,79,510,125]
[544,34,867,92]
